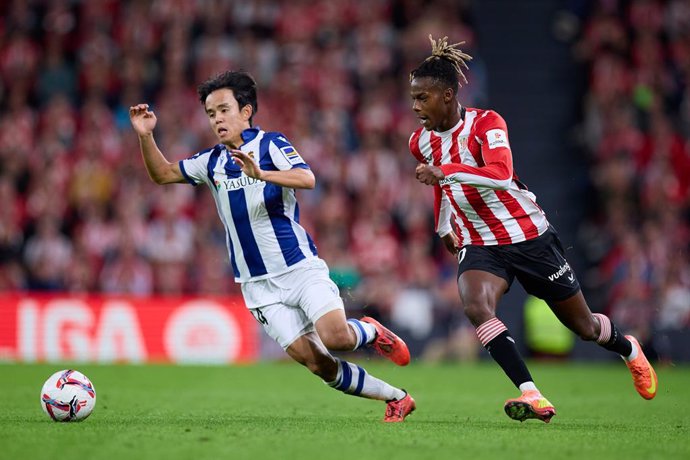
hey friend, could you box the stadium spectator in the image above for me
[29,0,449,354]
[0,0,684,363]
[574,0,690,360]
[99,230,154,296]
[23,215,73,291]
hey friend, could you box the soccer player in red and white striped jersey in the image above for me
[409,36,658,423]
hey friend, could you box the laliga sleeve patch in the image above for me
[280,145,303,164]
[274,136,305,165]
[486,129,510,150]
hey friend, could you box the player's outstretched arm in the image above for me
[129,104,185,185]
[230,149,315,189]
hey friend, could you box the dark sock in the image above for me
[600,322,633,357]
[486,331,534,389]
[593,313,633,357]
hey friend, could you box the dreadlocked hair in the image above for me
[410,35,473,94]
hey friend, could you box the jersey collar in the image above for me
[240,126,261,144]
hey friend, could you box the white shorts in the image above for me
[241,258,344,349]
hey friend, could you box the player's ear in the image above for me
[443,87,455,103]
[241,104,253,121]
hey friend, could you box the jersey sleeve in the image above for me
[434,184,453,237]
[408,129,426,162]
[411,129,452,235]
[178,148,214,186]
[439,111,513,190]
[268,134,310,171]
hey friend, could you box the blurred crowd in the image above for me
[0,0,483,358]
[0,0,687,360]
[574,0,690,348]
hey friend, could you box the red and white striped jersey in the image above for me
[408,107,549,246]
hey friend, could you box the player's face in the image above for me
[204,88,251,146]
[410,77,452,131]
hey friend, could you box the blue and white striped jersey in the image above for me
[179,127,318,282]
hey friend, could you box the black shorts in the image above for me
[456,227,581,302]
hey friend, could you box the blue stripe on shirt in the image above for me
[263,184,306,267]
[223,155,267,277]
[207,152,239,277]
[228,189,267,277]
[293,201,318,256]
[206,148,221,185]
[225,229,240,279]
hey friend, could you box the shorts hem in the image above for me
[282,325,315,350]
[280,298,343,350]
[458,265,511,286]
[310,297,344,323]
[542,287,581,303]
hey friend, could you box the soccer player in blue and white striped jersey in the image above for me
[129,70,415,422]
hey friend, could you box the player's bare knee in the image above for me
[459,284,498,326]
[462,301,494,326]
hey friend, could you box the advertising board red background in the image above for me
[0,294,259,364]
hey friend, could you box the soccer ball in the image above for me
[40,369,97,422]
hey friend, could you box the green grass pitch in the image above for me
[3,360,689,460]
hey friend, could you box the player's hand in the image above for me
[129,104,157,136]
[230,149,264,180]
[415,163,445,185]
[440,232,461,256]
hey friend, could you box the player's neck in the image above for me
[436,104,463,132]
[230,124,255,148]
[225,131,246,149]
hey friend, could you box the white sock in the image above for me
[519,381,539,393]
[326,358,405,401]
[347,319,377,350]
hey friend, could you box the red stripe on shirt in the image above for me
[444,187,483,245]
[462,185,512,244]
[409,129,424,162]
[433,184,459,243]
[495,190,540,240]
[433,131,482,244]
[430,133,444,235]
[430,133,443,165]
[449,128,463,163]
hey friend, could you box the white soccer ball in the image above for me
[40,369,97,422]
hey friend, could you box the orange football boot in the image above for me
[504,390,556,423]
[361,316,411,366]
[625,335,658,400]
[383,392,416,422]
